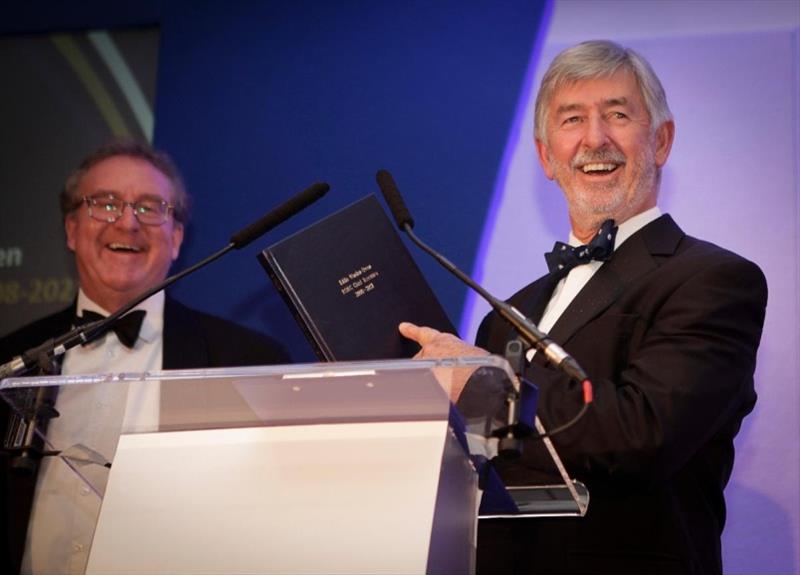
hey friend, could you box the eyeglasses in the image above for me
[82,193,175,226]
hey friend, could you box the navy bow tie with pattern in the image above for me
[544,219,618,277]
[75,309,146,348]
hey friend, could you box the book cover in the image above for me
[258,195,456,361]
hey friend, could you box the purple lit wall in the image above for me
[462,2,799,574]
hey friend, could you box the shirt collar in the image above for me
[568,206,662,250]
[76,288,165,343]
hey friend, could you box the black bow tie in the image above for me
[544,219,618,277]
[75,309,147,349]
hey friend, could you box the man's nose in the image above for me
[115,203,142,229]
[583,115,610,149]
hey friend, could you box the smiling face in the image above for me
[536,69,674,241]
[64,155,184,313]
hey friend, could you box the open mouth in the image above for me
[107,243,143,253]
[579,162,621,175]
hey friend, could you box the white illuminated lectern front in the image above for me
[0,357,517,574]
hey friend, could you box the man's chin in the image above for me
[99,276,157,299]
[572,195,625,218]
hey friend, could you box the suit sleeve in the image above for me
[487,254,767,485]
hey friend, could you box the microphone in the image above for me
[374,169,591,390]
[230,182,329,248]
[376,170,414,229]
[2,181,329,474]
[1,181,330,379]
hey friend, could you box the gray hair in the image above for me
[60,138,191,224]
[534,40,672,143]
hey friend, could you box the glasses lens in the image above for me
[133,199,168,224]
[88,195,123,222]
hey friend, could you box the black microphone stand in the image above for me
[1,248,237,475]
[375,169,593,445]
[1,181,329,473]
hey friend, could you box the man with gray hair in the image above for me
[401,40,767,574]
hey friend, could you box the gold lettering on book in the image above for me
[338,264,380,299]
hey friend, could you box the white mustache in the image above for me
[572,149,626,168]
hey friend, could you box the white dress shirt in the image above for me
[21,290,165,575]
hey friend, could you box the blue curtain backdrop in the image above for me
[2,0,546,360]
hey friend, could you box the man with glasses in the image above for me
[0,139,289,574]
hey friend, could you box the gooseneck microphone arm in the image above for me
[0,239,243,380]
[0,181,330,379]
[375,169,590,386]
[375,170,593,441]
[1,181,328,474]
[400,215,588,384]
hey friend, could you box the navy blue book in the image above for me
[258,195,456,361]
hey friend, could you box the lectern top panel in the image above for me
[1,356,518,434]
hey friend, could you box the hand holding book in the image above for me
[399,321,490,401]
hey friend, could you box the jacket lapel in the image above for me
[547,214,684,346]
[516,272,566,324]
[43,303,77,374]
[162,297,209,370]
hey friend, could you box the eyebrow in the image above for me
[555,97,630,115]
[602,97,629,108]
[89,190,168,203]
[555,103,584,115]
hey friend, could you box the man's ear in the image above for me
[654,120,675,168]
[65,214,77,252]
[171,222,184,261]
[536,138,555,180]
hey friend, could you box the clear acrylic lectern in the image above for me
[1,356,587,575]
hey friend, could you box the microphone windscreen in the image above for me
[376,169,414,229]
[230,182,329,248]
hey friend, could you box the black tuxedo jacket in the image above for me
[475,215,767,575]
[0,297,289,574]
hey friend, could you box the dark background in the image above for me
[0,0,546,361]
